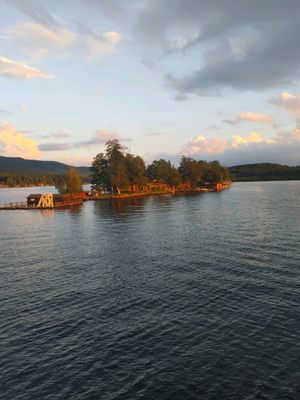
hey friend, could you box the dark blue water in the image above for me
[1,182,299,399]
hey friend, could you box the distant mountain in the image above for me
[0,156,90,178]
[229,163,300,181]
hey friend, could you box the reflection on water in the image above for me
[38,209,56,217]
[0,182,300,400]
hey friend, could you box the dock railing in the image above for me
[1,201,31,209]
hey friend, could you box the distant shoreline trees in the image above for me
[90,139,231,194]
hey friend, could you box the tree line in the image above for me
[229,163,300,181]
[0,173,67,188]
[0,168,84,192]
[90,139,231,194]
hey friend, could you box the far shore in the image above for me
[0,183,90,189]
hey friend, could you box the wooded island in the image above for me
[88,139,231,197]
[0,139,231,209]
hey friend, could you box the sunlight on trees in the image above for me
[90,139,231,194]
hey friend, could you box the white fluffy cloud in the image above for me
[0,121,41,158]
[181,127,300,165]
[0,56,53,79]
[183,132,274,156]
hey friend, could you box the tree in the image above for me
[178,156,204,187]
[90,139,131,194]
[202,161,223,183]
[125,154,147,186]
[65,167,82,193]
[90,153,109,192]
[106,139,129,194]
[146,159,181,188]
[55,175,67,194]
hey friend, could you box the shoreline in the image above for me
[0,187,231,210]
[89,187,225,201]
[1,178,300,190]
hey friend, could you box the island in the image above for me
[0,139,231,209]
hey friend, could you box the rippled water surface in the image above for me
[1,182,300,400]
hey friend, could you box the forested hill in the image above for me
[0,155,90,187]
[229,163,300,181]
[0,156,89,177]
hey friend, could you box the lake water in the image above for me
[0,182,299,400]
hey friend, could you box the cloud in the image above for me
[0,121,41,158]
[77,129,118,147]
[271,92,300,114]
[55,154,92,167]
[183,132,275,156]
[7,0,60,29]
[135,0,300,97]
[4,18,122,63]
[39,142,70,151]
[84,31,122,62]
[39,130,112,151]
[18,104,29,111]
[0,109,12,115]
[6,21,76,61]
[39,130,131,152]
[207,125,220,130]
[182,127,300,165]
[78,0,126,17]
[42,130,70,139]
[278,123,300,142]
[224,112,272,125]
[9,0,126,24]
[0,56,54,79]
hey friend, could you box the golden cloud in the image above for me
[0,121,41,159]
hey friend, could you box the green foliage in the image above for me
[203,160,222,183]
[55,167,82,194]
[146,159,181,187]
[125,154,147,185]
[107,140,129,194]
[66,167,82,193]
[0,144,232,190]
[0,173,69,188]
[90,153,109,192]
[179,156,204,187]
[0,155,90,179]
[90,139,129,194]
[229,163,300,181]
[90,140,231,193]
[0,155,89,188]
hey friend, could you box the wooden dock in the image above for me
[0,193,83,210]
[0,201,83,210]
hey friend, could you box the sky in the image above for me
[0,0,300,166]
